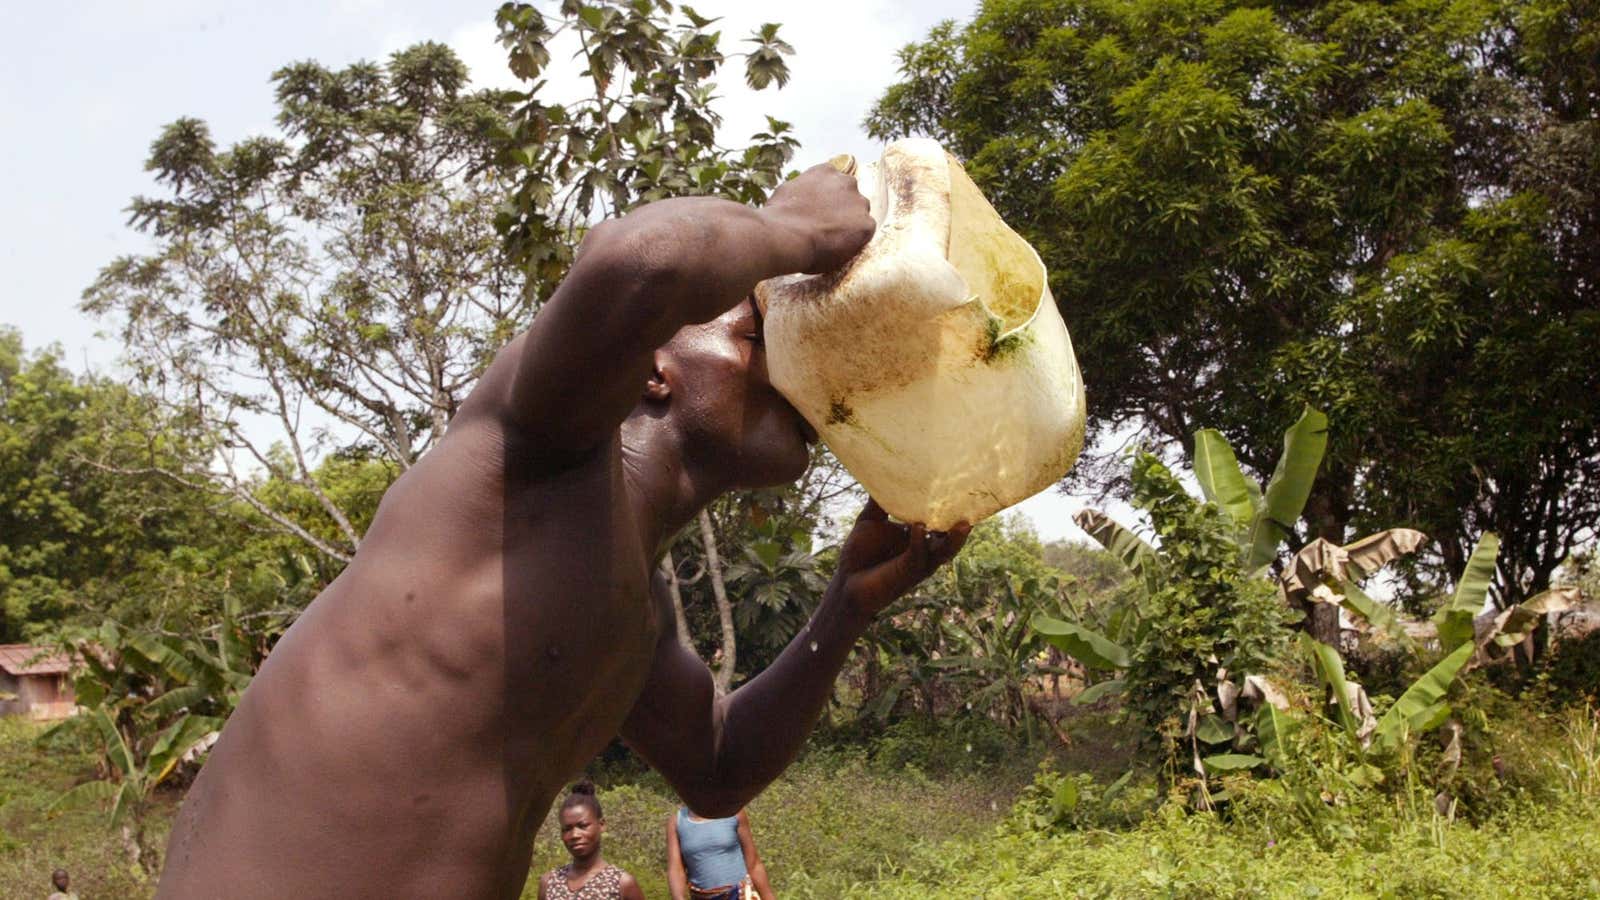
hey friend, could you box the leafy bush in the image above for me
[1124,452,1289,746]
[1538,629,1600,704]
[865,715,1025,776]
[1008,761,1160,833]
[862,789,1600,898]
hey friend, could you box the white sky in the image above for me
[0,0,1102,543]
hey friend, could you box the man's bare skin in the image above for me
[156,164,969,900]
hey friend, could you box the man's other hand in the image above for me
[833,498,969,621]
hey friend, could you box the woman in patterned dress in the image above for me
[538,782,646,900]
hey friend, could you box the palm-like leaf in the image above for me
[1372,641,1474,753]
[1193,428,1260,527]
[1435,533,1499,652]
[1031,614,1130,671]
[1244,407,1328,572]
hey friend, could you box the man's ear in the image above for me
[643,349,672,403]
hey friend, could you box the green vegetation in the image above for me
[871,0,1600,623]
[7,699,1598,898]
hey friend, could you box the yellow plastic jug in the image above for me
[756,139,1086,529]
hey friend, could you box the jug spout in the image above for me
[756,139,1086,529]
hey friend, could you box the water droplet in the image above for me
[809,641,819,652]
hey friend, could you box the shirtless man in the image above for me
[157,163,970,899]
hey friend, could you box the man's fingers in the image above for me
[928,522,971,567]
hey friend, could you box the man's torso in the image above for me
[159,418,665,899]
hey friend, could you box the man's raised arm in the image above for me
[470,165,872,463]
[621,500,969,816]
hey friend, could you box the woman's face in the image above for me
[559,805,604,860]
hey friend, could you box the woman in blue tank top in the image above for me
[665,806,774,900]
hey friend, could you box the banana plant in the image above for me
[49,704,221,875]
[1431,532,1579,657]
[1192,406,1328,575]
[1278,528,1429,641]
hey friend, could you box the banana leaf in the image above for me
[1256,703,1300,768]
[1196,714,1235,745]
[1302,634,1361,744]
[1245,407,1327,572]
[1341,528,1428,579]
[1031,614,1131,671]
[145,684,211,718]
[1372,641,1474,753]
[1203,753,1266,772]
[87,706,135,778]
[1338,578,1404,640]
[124,632,198,684]
[1073,509,1159,589]
[1192,429,1259,528]
[1071,678,1126,705]
[47,778,119,814]
[147,714,223,785]
[1491,587,1580,648]
[1436,534,1498,652]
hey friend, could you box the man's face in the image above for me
[663,298,816,487]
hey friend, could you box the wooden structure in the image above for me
[0,644,76,719]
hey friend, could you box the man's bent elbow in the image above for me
[675,784,750,819]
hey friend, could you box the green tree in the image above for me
[492,1,799,272]
[0,328,224,641]
[867,0,1600,616]
[83,43,527,564]
[87,5,800,568]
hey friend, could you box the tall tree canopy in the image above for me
[0,329,230,640]
[85,2,799,565]
[868,0,1600,608]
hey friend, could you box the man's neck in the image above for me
[619,415,730,558]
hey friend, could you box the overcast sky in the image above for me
[0,0,1102,542]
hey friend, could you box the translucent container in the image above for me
[756,139,1086,529]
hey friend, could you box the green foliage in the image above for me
[0,329,232,640]
[492,0,799,273]
[1009,761,1157,833]
[1535,629,1600,705]
[35,595,287,873]
[870,0,1600,619]
[1435,533,1500,651]
[857,515,1076,737]
[857,715,1024,777]
[864,789,1600,898]
[1122,452,1289,742]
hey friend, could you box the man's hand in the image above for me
[759,163,876,274]
[833,499,970,621]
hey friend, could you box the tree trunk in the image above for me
[697,509,737,694]
[1302,482,1351,647]
[660,550,696,654]
[122,817,159,877]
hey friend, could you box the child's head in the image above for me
[558,780,605,862]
